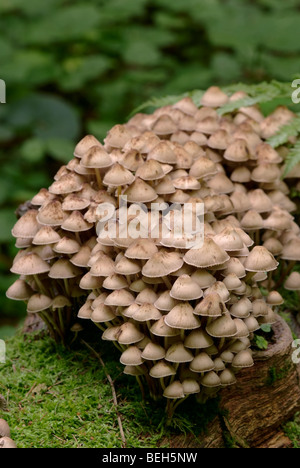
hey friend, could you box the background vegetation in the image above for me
[1,0,300,335]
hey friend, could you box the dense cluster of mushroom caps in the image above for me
[7,86,300,413]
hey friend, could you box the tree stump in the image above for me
[165,315,300,448]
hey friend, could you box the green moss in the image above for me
[0,332,220,448]
[265,363,293,386]
[284,413,300,448]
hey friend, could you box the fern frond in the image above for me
[283,140,300,177]
[130,90,205,116]
[267,114,300,148]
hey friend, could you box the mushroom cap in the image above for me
[0,420,10,438]
[124,178,158,203]
[164,303,201,330]
[6,279,33,301]
[74,134,102,158]
[149,360,176,378]
[61,211,93,232]
[12,210,40,239]
[52,295,72,309]
[201,86,229,107]
[53,237,81,255]
[132,303,162,322]
[27,293,53,313]
[189,352,215,373]
[32,226,61,245]
[184,329,214,349]
[116,322,144,345]
[104,289,135,307]
[200,371,221,388]
[91,303,116,323]
[120,346,143,366]
[232,349,254,368]
[10,252,50,275]
[244,246,278,272]
[163,381,185,399]
[280,238,300,261]
[150,316,181,337]
[135,288,158,305]
[266,291,284,306]
[102,274,129,291]
[194,293,226,317]
[284,271,300,291]
[141,342,166,361]
[81,145,113,169]
[170,275,203,301]
[183,238,230,268]
[125,238,158,260]
[165,342,194,363]
[142,250,183,278]
[0,437,17,448]
[220,369,237,387]
[154,290,179,311]
[206,312,237,338]
[182,379,201,395]
[49,259,81,279]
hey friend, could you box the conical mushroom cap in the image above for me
[165,342,194,363]
[284,272,300,291]
[120,346,143,366]
[27,293,53,313]
[90,254,115,277]
[132,303,162,322]
[61,211,93,232]
[184,329,214,349]
[0,419,10,438]
[74,135,102,158]
[142,251,183,278]
[201,86,229,107]
[206,312,237,338]
[136,159,165,181]
[53,237,80,255]
[102,274,128,291]
[141,342,166,361]
[232,349,254,368]
[184,238,229,268]
[189,157,217,179]
[213,228,244,252]
[241,210,264,231]
[149,360,176,379]
[32,226,61,245]
[125,238,158,260]
[103,163,135,187]
[148,141,177,164]
[164,303,201,330]
[163,381,185,399]
[154,290,179,311]
[200,371,221,388]
[49,259,81,279]
[280,238,300,261]
[151,114,177,135]
[230,297,252,318]
[224,139,250,162]
[114,256,141,275]
[61,194,90,212]
[150,316,180,337]
[124,178,158,203]
[220,369,237,386]
[10,252,50,275]
[104,124,132,149]
[248,189,273,213]
[52,295,72,309]
[182,379,200,395]
[244,246,278,272]
[135,288,158,305]
[6,279,34,301]
[189,352,215,373]
[70,246,91,267]
[194,293,226,317]
[12,210,40,239]
[37,200,67,227]
[104,289,135,307]
[266,291,284,306]
[0,437,18,448]
[81,145,113,169]
[170,275,203,301]
[191,270,216,288]
[116,322,144,345]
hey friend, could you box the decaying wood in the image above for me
[164,315,300,448]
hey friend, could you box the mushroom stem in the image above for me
[218,337,225,351]
[75,232,82,245]
[136,376,145,401]
[162,276,173,289]
[63,279,70,297]
[160,377,166,391]
[95,169,103,189]
[33,275,48,296]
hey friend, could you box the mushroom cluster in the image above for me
[7,86,300,415]
[0,419,17,449]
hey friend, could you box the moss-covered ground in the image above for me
[0,330,221,448]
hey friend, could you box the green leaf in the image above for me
[1,51,58,86]
[267,115,300,148]
[7,93,80,140]
[260,324,272,333]
[60,56,112,91]
[25,5,101,44]
[20,138,46,163]
[0,209,18,242]
[254,335,269,350]
[45,138,74,164]
[283,140,300,178]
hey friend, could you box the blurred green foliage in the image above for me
[1,0,300,322]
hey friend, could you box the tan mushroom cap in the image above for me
[207,173,234,194]
[142,250,183,278]
[230,166,252,183]
[132,303,162,322]
[10,252,50,275]
[0,437,18,448]
[165,342,194,363]
[280,238,300,261]
[223,273,243,291]
[190,270,216,288]
[37,200,67,227]
[52,295,72,309]
[244,246,279,272]
[53,237,81,255]
[154,290,179,311]
[232,349,254,369]
[201,371,221,388]
[125,238,158,260]
[6,279,34,301]
[90,254,115,277]
[102,274,128,291]
[49,259,81,279]
[151,114,177,135]
[184,329,214,349]
[80,145,113,169]
[141,342,166,361]
[224,139,250,163]
[194,293,226,317]
[32,226,61,245]
[103,163,135,187]
[241,210,264,231]
[12,210,40,239]
[150,360,177,379]
[182,379,201,395]
[74,134,102,158]
[104,289,135,307]
[213,228,244,252]
[150,316,181,337]
[206,312,237,338]
[284,272,300,291]
[220,369,237,387]
[164,303,201,330]
[135,288,158,305]
[136,159,165,181]
[61,194,91,212]
[230,296,252,318]
[70,246,91,268]
[49,173,83,195]
[0,419,10,438]
[184,237,229,268]
[170,275,203,301]
[148,141,177,164]
[114,256,141,275]
[266,291,284,306]
[61,211,93,232]
[189,352,215,373]
[120,346,143,366]
[31,188,54,206]
[27,293,53,313]
[221,257,246,279]
[189,157,217,179]
[124,178,158,203]
[201,86,229,107]
[104,124,132,149]
[116,322,144,345]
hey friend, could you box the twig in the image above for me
[80,339,127,448]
